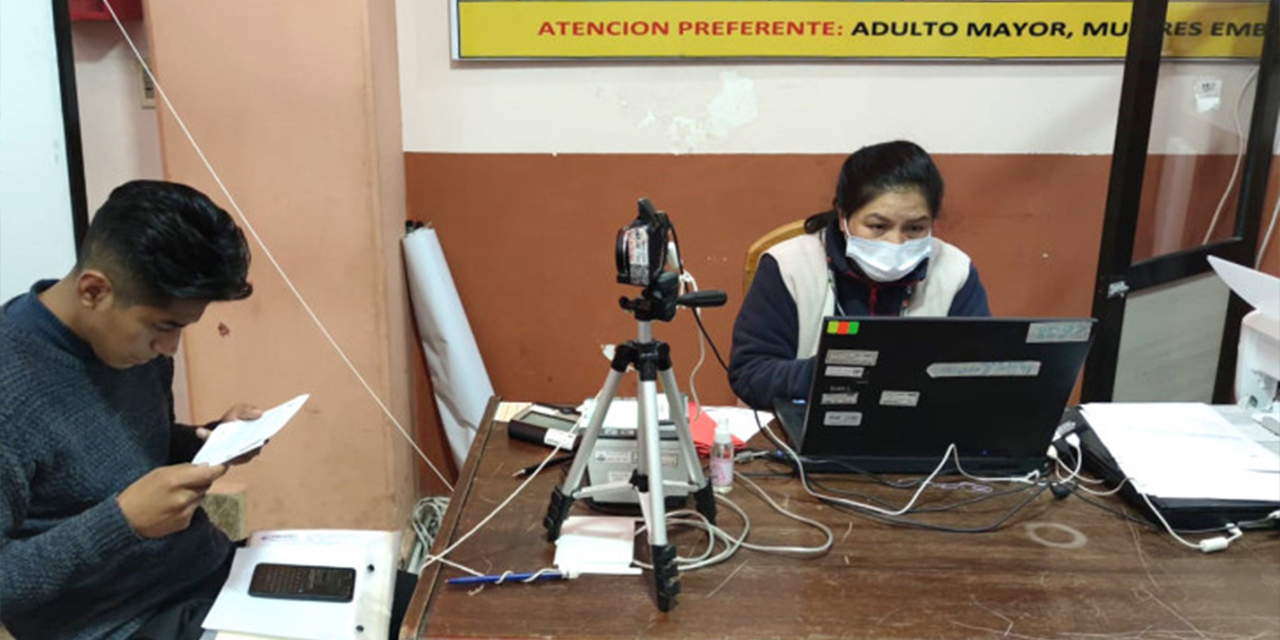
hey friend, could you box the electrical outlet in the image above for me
[138,57,155,109]
[1194,77,1222,113]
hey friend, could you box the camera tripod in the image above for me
[543,294,721,611]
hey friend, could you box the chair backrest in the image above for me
[743,220,807,295]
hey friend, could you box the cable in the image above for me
[692,309,731,372]
[829,484,1051,533]
[406,496,451,574]
[1256,194,1279,269]
[418,429,578,575]
[1053,436,1245,553]
[667,226,729,417]
[99,0,453,491]
[1202,68,1259,246]
[632,470,833,572]
[676,265,711,419]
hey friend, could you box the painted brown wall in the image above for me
[1134,156,1280,265]
[146,0,422,529]
[404,153,1112,412]
[404,151,1277,448]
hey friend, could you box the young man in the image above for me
[1,180,262,640]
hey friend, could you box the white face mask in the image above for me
[842,222,932,283]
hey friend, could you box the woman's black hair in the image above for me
[77,180,252,305]
[804,140,944,233]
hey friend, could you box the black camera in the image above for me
[615,198,672,287]
[614,198,727,323]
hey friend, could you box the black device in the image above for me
[615,198,671,288]
[775,316,1096,474]
[612,198,728,323]
[508,405,581,449]
[1068,406,1280,531]
[248,562,356,603]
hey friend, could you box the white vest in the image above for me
[764,229,973,359]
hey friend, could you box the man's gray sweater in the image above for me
[0,282,231,640]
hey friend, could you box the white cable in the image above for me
[1203,68,1259,246]
[762,422,950,516]
[1053,438,1129,495]
[407,496,451,573]
[99,1,452,491]
[415,424,578,574]
[1078,475,1131,497]
[1256,194,1279,269]
[680,271,710,419]
[1053,437,1243,552]
[732,472,834,555]
[758,411,1038,519]
[1135,491,1242,553]
[633,471,833,572]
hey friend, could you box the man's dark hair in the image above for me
[804,141,945,233]
[77,180,252,305]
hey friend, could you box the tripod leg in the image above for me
[544,368,625,542]
[658,367,717,525]
[637,378,680,611]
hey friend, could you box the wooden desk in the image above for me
[402,414,1280,640]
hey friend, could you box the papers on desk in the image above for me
[553,516,640,576]
[1079,403,1280,502]
[577,397,766,451]
[193,394,309,466]
[1208,255,1279,319]
[202,529,398,640]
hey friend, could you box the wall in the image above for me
[0,0,78,302]
[145,0,423,530]
[396,1,1278,417]
[67,19,197,423]
[71,20,162,211]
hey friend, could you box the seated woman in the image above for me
[729,140,991,409]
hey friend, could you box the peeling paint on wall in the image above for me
[664,71,758,153]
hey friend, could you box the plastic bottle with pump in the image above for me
[709,423,734,494]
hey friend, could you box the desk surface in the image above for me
[402,411,1280,640]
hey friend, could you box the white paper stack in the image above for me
[553,516,640,576]
[1080,402,1280,502]
[193,394,309,466]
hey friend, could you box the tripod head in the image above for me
[615,198,726,322]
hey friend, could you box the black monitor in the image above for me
[775,316,1096,474]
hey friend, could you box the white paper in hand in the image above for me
[193,394,309,466]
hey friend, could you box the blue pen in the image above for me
[446,569,571,586]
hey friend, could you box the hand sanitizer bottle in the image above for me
[710,424,734,494]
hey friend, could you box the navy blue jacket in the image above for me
[728,220,991,409]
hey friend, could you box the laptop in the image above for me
[775,316,1096,474]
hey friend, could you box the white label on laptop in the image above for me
[927,361,1042,378]
[826,349,878,366]
[821,392,859,405]
[1026,321,1092,343]
[823,411,863,427]
[825,366,865,378]
[880,391,920,407]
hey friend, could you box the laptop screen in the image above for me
[781,316,1095,474]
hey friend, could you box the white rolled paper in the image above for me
[403,226,494,468]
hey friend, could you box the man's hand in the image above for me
[117,464,228,539]
[195,403,266,466]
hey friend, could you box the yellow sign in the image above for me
[453,1,1268,60]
